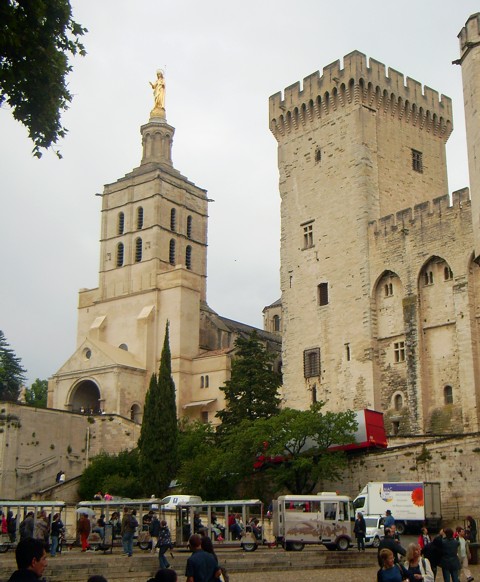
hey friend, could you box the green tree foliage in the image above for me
[216,331,281,432]
[138,322,178,495]
[0,0,87,157]
[0,330,26,402]
[24,378,48,408]
[78,449,142,500]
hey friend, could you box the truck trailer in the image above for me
[353,481,442,534]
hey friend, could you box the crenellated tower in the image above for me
[457,13,480,261]
[270,51,453,424]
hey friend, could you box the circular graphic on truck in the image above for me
[411,487,424,506]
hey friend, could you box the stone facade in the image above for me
[267,15,480,436]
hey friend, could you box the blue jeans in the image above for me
[442,567,460,582]
[122,532,134,556]
[50,535,59,556]
[159,545,170,568]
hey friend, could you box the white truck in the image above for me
[353,481,442,534]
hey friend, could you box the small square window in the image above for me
[412,149,423,173]
[394,341,406,363]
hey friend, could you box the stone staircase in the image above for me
[0,547,377,581]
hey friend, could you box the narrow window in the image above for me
[201,411,209,423]
[200,376,204,389]
[169,239,176,265]
[392,421,400,436]
[170,208,176,231]
[135,237,142,262]
[444,266,453,281]
[137,206,144,230]
[315,147,321,163]
[187,215,193,239]
[318,283,329,306]
[186,245,192,270]
[118,212,125,235]
[303,223,314,249]
[303,348,320,378]
[345,343,351,361]
[273,315,280,332]
[444,385,453,405]
[394,393,403,411]
[312,384,317,404]
[394,341,406,363]
[412,149,423,173]
[116,243,124,267]
[385,282,393,296]
[424,271,433,286]
[205,375,209,388]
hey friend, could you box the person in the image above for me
[147,570,177,582]
[109,512,121,540]
[149,512,160,553]
[157,519,172,569]
[150,70,166,111]
[1,510,8,534]
[377,548,409,581]
[406,542,434,582]
[8,537,48,582]
[210,513,225,541]
[7,510,17,542]
[467,516,477,543]
[185,534,221,582]
[378,528,406,566]
[193,513,207,536]
[19,512,34,541]
[353,511,366,552]
[391,524,401,543]
[93,492,103,501]
[441,527,461,582]
[418,527,431,549]
[227,514,242,540]
[201,537,229,582]
[103,492,113,501]
[50,513,64,557]
[423,532,443,580]
[78,513,91,552]
[92,514,106,540]
[121,508,138,557]
[456,526,474,582]
[384,510,395,528]
[33,511,49,544]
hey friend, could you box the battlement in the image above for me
[269,51,452,142]
[458,13,480,58]
[369,188,470,237]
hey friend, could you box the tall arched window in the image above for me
[170,208,176,231]
[273,315,280,332]
[187,215,193,239]
[135,237,142,262]
[137,206,144,230]
[186,245,192,270]
[169,239,176,265]
[394,393,403,411]
[116,243,124,267]
[444,385,453,405]
[118,212,125,235]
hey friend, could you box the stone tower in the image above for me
[457,13,480,260]
[269,52,453,426]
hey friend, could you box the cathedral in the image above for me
[264,13,480,436]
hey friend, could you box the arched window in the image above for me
[170,208,176,231]
[444,266,453,281]
[116,243,124,267]
[137,207,144,230]
[169,239,176,265]
[444,385,453,405]
[187,215,193,239]
[135,237,142,262]
[394,393,403,411]
[273,315,280,332]
[118,212,125,235]
[186,245,192,270]
[130,404,142,424]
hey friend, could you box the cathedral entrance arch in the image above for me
[69,380,101,414]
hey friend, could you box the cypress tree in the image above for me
[0,330,27,402]
[138,322,178,495]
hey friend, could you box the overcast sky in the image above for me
[1,0,478,384]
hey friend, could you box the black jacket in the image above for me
[378,536,406,565]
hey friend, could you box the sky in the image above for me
[1,0,479,384]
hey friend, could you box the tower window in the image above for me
[201,411,209,423]
[303,223,314,249]
[200,376,204,388]
[394,341,406,363]
[345,343,351,361]
[137,207,144,230]
[394,393,403,411]
[315,147,321,163]
[318,283,329,306]
[169,239,176,265]
[118,212,125,235]
[412,149,423,173]
[273,314,280,332]
[170,208,176,231]
[392,421,400,436]
[444,266,453,281]
[312,384,317,404]
[187,215,193,239]
[385,282,393,296]
[186,245,192,270]
[423,271,434,286]
[303,348,320,378]
[444,385,453,405]
[135,237,142,262]
[116,243,124,267]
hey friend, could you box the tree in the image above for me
[0,0,87,157]
[216,331,281,432]
[0,330,26,402]
[24,378,48,408]
[138,322,178,495]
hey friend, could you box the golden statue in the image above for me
[150,69,166,116]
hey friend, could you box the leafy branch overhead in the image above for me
[0,0,87,157]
